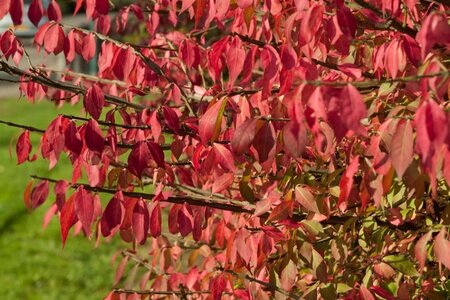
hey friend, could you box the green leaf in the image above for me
[383,255,420,277]
[320,283,337,300]
[336,283,352,294]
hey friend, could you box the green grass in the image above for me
[0,97,121,300]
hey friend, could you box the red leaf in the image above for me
[231,119,256,156]
[147,141,165,168]
[47,0,62,22]
[127,141,151,177]
[150,202,161,237]
[44,24,64,54]
[132,199,149,245]
[253,121,275,163]
[328,85,367,139]
[85,119,104,154]
[74,186,94,236]
[213,143,236,172]
[16,130,31,164]
[226,37,245,89]
[178,203,193,237]
[194,0,205,28]
[162,107,180,133]
[199,98,226,145]
[84,84,104,120]
[390,120,413,179]
[64,121,82,156]
[369,286,395,300]
[434,228,450,270]
[415,231,432,272]
[211,274,227,300]
[9,0,23,25]
[101,192,125,237]
[82,33,96,61]
[60,194,77,248]
[0,0,11,20]
[336,2,356,38]
[31,180,49,209]
[338,156,359,212]
[28,0,43,27]
[96,0,109,15]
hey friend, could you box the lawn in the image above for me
[0,96,122,300]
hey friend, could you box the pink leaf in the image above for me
[280,260,296,291]
[359,286,376,300]
[416,13,450,59]
[414,100,447,169]
[74,186,94,236]
[295,186,319,213]
[415,231,432,272]
[44,24,65,54]
[283,120,307,158]
[132,199,149,245]
[434,228,450,270]
[82,33,96,61]
[0,0,11,20]
[231,119,257,156]
[226,37,245,89]
[212,173,234,193]
[390,120,414,179]
[199,98,226,145]
[213,143,236,172]
[150,202,161,237]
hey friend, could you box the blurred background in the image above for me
[0,1,127,299]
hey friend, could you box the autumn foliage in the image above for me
[2,0,450,299]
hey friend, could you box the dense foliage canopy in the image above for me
[1,0,450,299]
